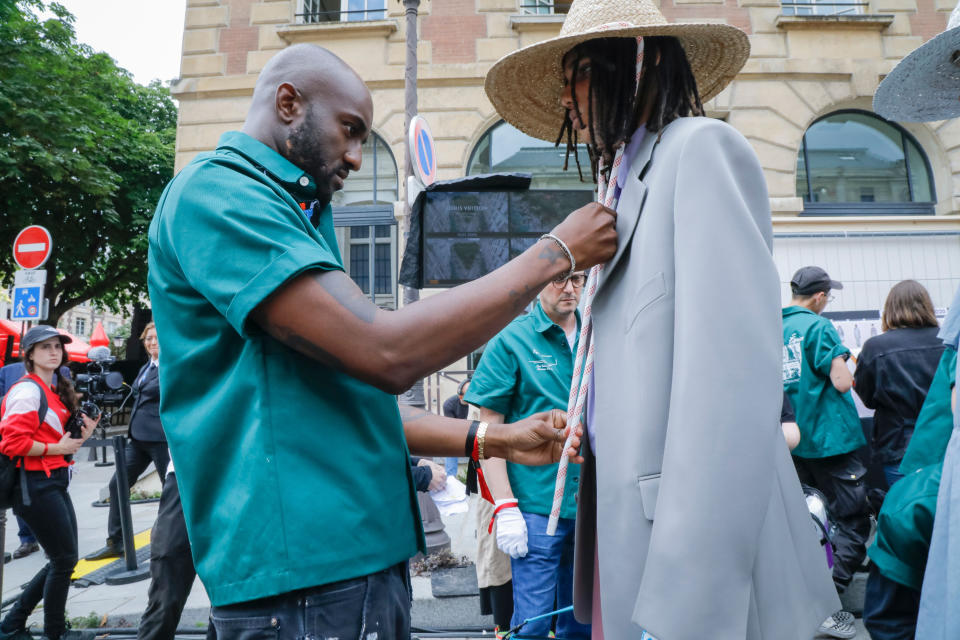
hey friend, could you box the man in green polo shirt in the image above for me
[465,272,590,639]
[147,44,616,639]
[782,266,870,595]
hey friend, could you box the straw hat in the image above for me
[484,0,750,142]
[873,1,960,122]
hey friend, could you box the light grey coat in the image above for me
[572,117,840,639]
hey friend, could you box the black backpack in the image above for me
[0,378,48,509]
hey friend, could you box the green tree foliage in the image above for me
[0,0,176,325]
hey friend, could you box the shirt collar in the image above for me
[216,131,319,202]
[532,300,581,335]
[617,127,648,190]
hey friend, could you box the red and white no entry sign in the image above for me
[13,225,53,270]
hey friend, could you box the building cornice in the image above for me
[774,14,895,31]
[276,19,399,44]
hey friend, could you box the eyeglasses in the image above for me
[552,274,587,289]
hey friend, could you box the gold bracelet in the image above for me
[477,422,489,460]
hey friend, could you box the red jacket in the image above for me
[0,373,72,474]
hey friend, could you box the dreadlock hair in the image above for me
[23,341,78,413]
[556,36,704,183]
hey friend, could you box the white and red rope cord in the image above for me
[546,37,644,536]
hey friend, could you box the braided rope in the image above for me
[546,38,644,536]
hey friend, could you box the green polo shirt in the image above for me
[782,306,865,458]
[147,131,424,606]
[465,301,581,519]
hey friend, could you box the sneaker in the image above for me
[83,539,123,561]
[833,610,855,625]
[12,542,39,560]
[0,627,34,640]
[818,613,856,639]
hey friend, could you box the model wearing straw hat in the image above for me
[485,0,842,638]
[871,6,960,637]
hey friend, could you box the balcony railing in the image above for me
[519,1,572,14]
[781,0,867,16]
[297,1,386,23]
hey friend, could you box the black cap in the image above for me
[21,325,72,353]
[790,266,843,296]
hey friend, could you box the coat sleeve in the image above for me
[0,382,43,458]
[632,121,784,640]
[853,341,878,409]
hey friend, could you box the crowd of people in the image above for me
[4,0,960,637]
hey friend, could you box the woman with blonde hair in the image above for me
[855,280,944,487]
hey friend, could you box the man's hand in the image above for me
[494,499,528,558]
[417,458,447,492]
[487,409,583,466]
[550,202,618,271]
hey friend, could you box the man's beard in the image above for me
[287,108,337,196]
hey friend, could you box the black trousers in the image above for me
[2,468,77,639]
[107,438,169,542]
[137,474,213,640]
[794,451,872,588]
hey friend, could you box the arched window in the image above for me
[796,110,935,215]
[467,120,594,191]
[331,132,398,207]
[331,132,399,309]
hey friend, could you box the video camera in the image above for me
[67,346,125,439]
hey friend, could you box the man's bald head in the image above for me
[243,44,374,208]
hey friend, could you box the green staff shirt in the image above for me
[782,306,865,458]
[147,131,424,607]
[465,301,581,519]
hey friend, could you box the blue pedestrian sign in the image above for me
[12,285,43,321]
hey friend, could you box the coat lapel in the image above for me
[596,133,659,295]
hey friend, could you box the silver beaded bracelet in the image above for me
[539,233,575,280]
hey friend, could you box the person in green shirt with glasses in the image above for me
[782,266,870,600]
[147,44,617,639]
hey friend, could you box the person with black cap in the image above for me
[0,325,98,640]
[782,266,871,599]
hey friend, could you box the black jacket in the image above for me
[854,326,944,464]
[128,363,166,443]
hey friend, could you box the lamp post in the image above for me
[399,0,425,410]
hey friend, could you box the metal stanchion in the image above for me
[0,510,6,596]
[104,435,149,584]
[94,443,113,467]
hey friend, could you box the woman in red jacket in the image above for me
[0,325,97,640]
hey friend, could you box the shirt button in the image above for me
[298,176,309,187]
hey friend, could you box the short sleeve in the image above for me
[152,158,342,337]
[939,285,960,350]
[807,319,850,376]
[464,334,519,417]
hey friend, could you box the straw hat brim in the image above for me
[485,23,750,142]
[873,27,960,122]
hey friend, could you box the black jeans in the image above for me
[863,565,921,640]
[1,468,78,639]
[107,438,169,542]
[137,474,215,640]
[211,563,411,640]
[794,452,872,588]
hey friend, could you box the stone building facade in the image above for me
[171,0,960,331]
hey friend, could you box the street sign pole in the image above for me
[10,226,52,327]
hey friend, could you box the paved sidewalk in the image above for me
[0,455,871,638]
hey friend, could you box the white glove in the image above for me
[494,499,528,558]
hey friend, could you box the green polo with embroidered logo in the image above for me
[782,305,865,459]
[465,301,581,518]
[148,131,424,606]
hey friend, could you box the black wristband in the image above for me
[465,420,480,459]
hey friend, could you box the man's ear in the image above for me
[275,82,303,125]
